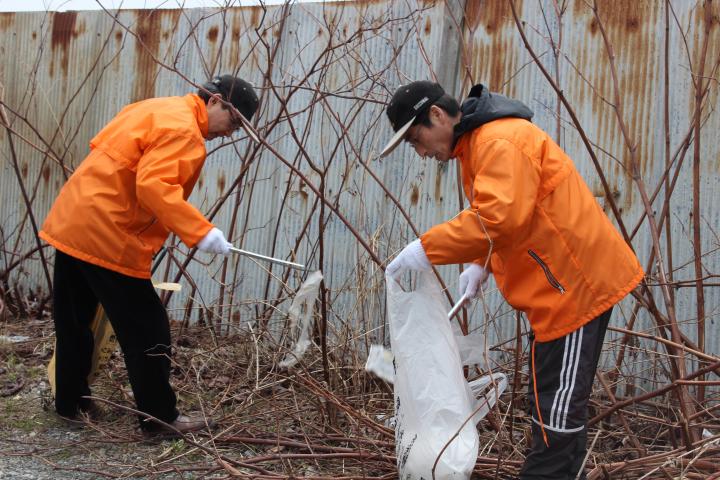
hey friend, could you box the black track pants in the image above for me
[52,250,179,429]
[519,308,613,480]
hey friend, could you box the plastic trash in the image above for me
[468,373,508,424]
[386,271,479,479]
[365,344,395,383]
[0,335,30,343]
[365,342,506,428]
[278,270,324,368]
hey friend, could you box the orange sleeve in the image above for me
[135,133,213,247]
[420,138,540,265]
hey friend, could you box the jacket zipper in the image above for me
[137,219,156,235]
[528,249,566,294]
[135,219,157,246]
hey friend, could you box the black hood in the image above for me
[453,84,534,143]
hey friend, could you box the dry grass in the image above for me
[1,307,719,479]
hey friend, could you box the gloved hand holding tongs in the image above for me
[197,227,305,270]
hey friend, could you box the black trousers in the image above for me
[519,308,613,480]
[52,249,179,429]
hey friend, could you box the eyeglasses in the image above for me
[223,104,244,131]
[219,99,260,144]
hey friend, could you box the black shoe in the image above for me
[54,411,87,429]
[55,400,103,427]
[79,400,104,421]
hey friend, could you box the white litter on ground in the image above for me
[278,270,324,368]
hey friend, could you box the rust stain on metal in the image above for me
[42,165,50,185]
[566,0,660,186]
[20,162,28,179]
[51,12,78,50]
[250,6,261,28]
[589,17,599,35]
[464,0,513,33]
[434,166,443,202]
[132,10,161,101]
[217,172,226,194]
[464,0,517,92]
[574,0,647,32]
[50,11,78,77]
[131,10,180,102]
[230,13,243,67]
[207,26,219,42]
[0,12,14,31]
[424,16,431,35]
[690,2,720,72]
[410,184,419,206]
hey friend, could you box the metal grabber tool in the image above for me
[229,246,306,270]
[447,293,470,319]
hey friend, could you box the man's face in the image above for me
[206,94,244,140]
[403,105,457,162]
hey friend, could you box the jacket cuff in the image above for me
[187,222,215,248]
[410,238,432,269]
[471,258,491,271]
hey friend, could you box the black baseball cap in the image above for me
[201,74,260,142]
[380,80,445,157]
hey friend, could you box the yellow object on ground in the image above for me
[47,282,181,396]
[47,305,117,396]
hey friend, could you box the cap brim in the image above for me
[237,113,260,144]
[379,116,415,157]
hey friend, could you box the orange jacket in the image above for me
[40,94,214,279]
[420,118,643,341]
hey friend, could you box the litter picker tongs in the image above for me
[447,293,470,319]
[229,246,306,270]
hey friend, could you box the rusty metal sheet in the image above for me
[1,1,718,366]
[460,0,720,370]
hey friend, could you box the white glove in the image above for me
[386,239,431,279]
[197,227,232,255]
[458,263,489,298]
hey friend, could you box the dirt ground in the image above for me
[1,317,245,479]
[0,314,405,479]
[4,311,715,479]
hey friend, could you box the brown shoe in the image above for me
[143,413,215,438]
[170,414,215,433]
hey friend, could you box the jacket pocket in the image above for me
[133,218,158,247]
[528,249,566,294]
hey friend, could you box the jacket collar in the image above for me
[451,84,533,151]
[187,94,209,138]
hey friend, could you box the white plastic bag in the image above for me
[386,272,479,479]
[365,344,395,383]
[278,270,324,368]
[366,288,508,442]
[364,342,507,428]
[468,373,508,424]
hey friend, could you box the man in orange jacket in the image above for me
[39,75,259,434]
[382,81,643,479]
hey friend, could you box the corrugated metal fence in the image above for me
[1,1,718,374]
